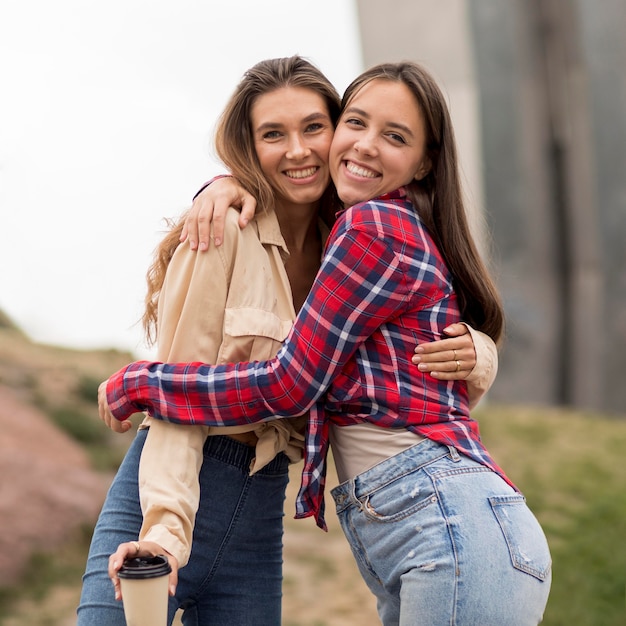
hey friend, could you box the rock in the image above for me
[0,385,109,586]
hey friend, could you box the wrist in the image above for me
[192,174,234,201]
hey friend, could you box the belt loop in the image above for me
[349,479,359,505]
[448,445,461,462]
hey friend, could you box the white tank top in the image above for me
[329,422,425,484]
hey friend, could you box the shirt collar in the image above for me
[255,207,331,259]
[335,187,408,218]
[255,208,290,255]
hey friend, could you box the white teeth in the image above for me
[346,161,377,178]
[285,167,316,179]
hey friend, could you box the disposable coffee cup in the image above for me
[118,555,171,626]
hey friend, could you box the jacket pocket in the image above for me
[222,308,292,362]
[489,494,552,581]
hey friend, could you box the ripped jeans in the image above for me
[331,438,551,625]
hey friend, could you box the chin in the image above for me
[338,192,364,207]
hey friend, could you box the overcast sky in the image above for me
[0,0,362,358]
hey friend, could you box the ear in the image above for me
[414,159,431,181]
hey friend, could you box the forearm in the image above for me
[138,420,207,567]
[106,358,313,425]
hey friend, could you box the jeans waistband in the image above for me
[330,438,460,507]
[202,434,289,475]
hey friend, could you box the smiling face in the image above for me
[251,86,334,211]
[329,79,430,207]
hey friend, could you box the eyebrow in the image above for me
[344,106,415,138]
[255,111,329,133]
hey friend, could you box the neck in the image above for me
[274,201,320,253]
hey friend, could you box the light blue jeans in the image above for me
[331,438,551,625]
[77,429,289,625]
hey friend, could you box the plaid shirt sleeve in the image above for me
[106,216,415,425]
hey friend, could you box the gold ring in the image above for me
[455,360,461,372]
[132,541,141,555]
[453,349,458,361]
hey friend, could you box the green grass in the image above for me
[476,405,626,626]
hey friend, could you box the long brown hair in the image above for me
[341,62,505,343]
[142,56,341,345]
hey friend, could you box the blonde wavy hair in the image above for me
[142,56,341,346]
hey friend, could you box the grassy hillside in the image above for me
[0,323,137,470]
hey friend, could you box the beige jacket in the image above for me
[137,207,499,566]
[138,206,312,566]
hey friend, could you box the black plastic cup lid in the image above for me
[118,555,172,579]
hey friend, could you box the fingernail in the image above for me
[213,238,221,247]
[417,363,428,371]
[444,326,453,333]
[199,241,208,251]
[412,355,421,363]
[242,218,248,226]
[189,240,197,250]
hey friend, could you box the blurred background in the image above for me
[1,1,624,624]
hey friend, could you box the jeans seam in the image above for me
[432,478,460,626]
[194,475,254,598]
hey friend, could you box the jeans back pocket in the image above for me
[489,494,552,581]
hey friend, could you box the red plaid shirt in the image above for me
[107,188,513,529]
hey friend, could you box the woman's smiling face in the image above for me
[251,86,334,210]
[329,78,430,207]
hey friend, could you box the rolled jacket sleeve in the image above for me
[138,233,228,566]
[463,323,498,410]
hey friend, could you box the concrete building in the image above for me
[355,0,626,413]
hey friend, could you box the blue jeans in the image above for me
[330,439,551,625]
[77,429,289,625]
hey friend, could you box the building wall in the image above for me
[356,0,626,413]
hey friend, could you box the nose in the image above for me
[354,131,377,156]
[286,134,311,160]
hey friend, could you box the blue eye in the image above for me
[388,132,406,144]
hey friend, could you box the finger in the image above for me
[113,575,122,601]
[238,194,257,228]
[441,322,469,338]
[168,569,179,596]
[179,220,189,243]
[104,408,130,433]
[429,368,473,381]
[414,331,475,360]
[109,543,133,580]
[97,382,108,422]
[414,347,476,369]
[184,204,204,251]
[110,417,131,434]
[209,199,227,248]
[415,335,471,355]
